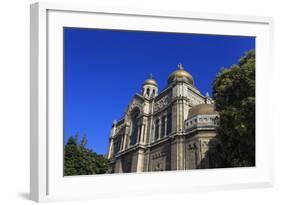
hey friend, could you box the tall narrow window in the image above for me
[161,116,166,138]
[166,113,172,135]
[113,137,121,154]
[130,121,138,145]
[130,108,140,145]
[154,119,159,140]
[146,88,150,96]
[113,141,117,154]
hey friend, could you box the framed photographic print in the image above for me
[30,2,274,202]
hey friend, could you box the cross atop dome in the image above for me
[178,63,185,70]
[168,63,194,85]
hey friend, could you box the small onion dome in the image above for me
[168,63,194,85]
[143,74,158,87]
[188,104,218,118]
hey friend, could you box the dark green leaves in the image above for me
[207,50,255,168]
[64,133,109,176]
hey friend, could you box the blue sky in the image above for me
[63,27,255,154]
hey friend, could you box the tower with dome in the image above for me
[107,64,219,173]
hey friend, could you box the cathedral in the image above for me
[107,64,219,173]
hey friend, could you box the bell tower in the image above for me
[142,74,158,98]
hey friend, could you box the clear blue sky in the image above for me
[63,27,255,154]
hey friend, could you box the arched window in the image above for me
[166,113,172,135]
[152,89,155,96]
[113,141,117,154]
[146,88,150,96]
[130,108,140,145]
[154,119,159,140]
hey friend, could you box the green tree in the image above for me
[207,50,255,168]
[64,133,109,176]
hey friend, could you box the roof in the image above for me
[188,103,218,118]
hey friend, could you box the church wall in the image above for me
[188,88,205,106]
[143,149,150,172]
[113,158,123,173]
[170,136,186,170]
[136,148,145,172]
[170,137,177,170]
[148,140,171,171]
[129,150,139,172]
[185,130,217,169]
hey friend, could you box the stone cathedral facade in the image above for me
[107,64,219,173]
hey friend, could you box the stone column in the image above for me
[177,136,185,170]
[108,138,113,159]
[149,101,154,143]
[170,136,185,170]
[164,116,167,137]
[122,126,129,151]
[108,120,117,158]
[122,134,127,151]
[170,139,177,170]
[178,99,183,132]
[137,124,141,144]
[142,124,146,143]
[136,149,145,172]
[140,123,145,144]
[158,118,161,139]
[120,135,124,151]
[151,123,155,143]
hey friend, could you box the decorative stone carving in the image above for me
[185,114,219,131]
[151,151,167,171]
[151,151,167,160]
[154,95,171,112]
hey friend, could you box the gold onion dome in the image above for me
[188,104,218,118]
[143,74,158,87]
[168,63,194,85]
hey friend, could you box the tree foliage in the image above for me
[207,50,255,168]
[64,133,109,176]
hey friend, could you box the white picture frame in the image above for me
[30,1,274,202]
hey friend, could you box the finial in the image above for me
[206,92,210,98]
[178,63,184,70]
[149,73,153,79]
[113,119,117,125]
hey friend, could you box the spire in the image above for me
[149,73,153,79]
